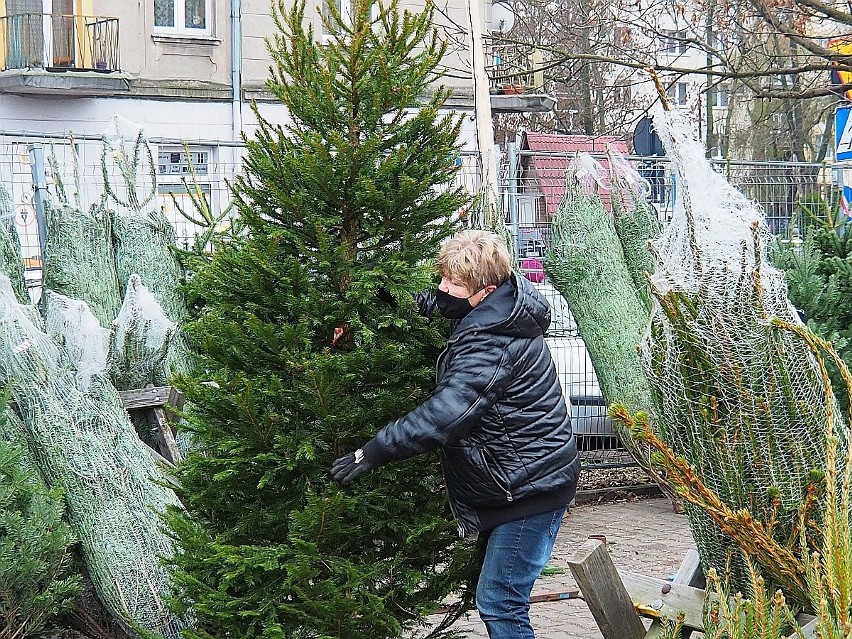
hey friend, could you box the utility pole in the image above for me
[467,0,500,228]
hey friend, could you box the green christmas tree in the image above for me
[0,436,81,638]
[771,200,852,416]
[165,1,478,637]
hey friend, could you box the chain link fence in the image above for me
[0,129,840,467]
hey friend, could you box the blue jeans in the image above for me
[475,507,566,639]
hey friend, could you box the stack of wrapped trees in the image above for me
[0,276,186,637]
[0,121,196,637]
[543,153,671,495]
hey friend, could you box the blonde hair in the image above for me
[437,230,512,291]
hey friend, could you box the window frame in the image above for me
[662,29,688,55]
[711,84,730,108]
[156,145,217,247]
[153,0,213,37]
[666,81,688,106]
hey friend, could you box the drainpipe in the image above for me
[28,144,47,263]
[231,0,242,141]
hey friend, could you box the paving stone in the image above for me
[415,497,695,638]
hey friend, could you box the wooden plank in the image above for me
[165,385,185,425]
[119,386,173,410]
[150,406,182,464]
[644,549,703,639]
[791,615,816,638]
[167,385,185,413]
[141,439,175,469]
[568,539,646,639]
[140,441,182,490]
[620,571,711,633]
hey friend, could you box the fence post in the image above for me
[28,144,48,262]
[507,140,519,258]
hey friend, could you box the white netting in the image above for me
[0,274,185,638]
[111,274,175,390]
[641,108,840,593]
[608,149,652,213]
[43,291,110,391]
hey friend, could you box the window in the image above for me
[158,149,210,176]
[322,0,351,37]
[662,29,687,55]
[154,0,211,36]
[666,82,688,106]
[711,84,729,108]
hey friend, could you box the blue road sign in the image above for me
[836,106,852,161]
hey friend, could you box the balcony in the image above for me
[485,38,555,113]
[0,13,129,96]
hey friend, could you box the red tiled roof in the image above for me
[521,132,629,215]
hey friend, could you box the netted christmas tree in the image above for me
[43,147,122,326]
[165,1,478,637]
[609,150,661,311]
[544,154,667,491]
[102,117,191,378]
[612,108,838,601]
[0,185,27,305]
[0,275,186,638]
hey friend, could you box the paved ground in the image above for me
[426,496,695,638]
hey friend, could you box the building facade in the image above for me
[0,0,484,140]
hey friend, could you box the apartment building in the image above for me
[0,0,485,140]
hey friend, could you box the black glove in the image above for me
[331,440,388,485]
[376,287,398,308]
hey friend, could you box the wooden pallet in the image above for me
[568,538,816,639]
[119,384,184,467]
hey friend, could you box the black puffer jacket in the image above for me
[369,273,580,536]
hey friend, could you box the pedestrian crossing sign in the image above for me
[836,106,852,161]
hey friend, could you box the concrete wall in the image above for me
[96,0,233,95]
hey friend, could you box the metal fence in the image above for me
[0,129,841,468]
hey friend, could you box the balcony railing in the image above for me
[0,13,120,72]
[485,37,544,95]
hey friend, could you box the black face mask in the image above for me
[434,288,476,320]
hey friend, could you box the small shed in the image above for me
[517,132,629,225]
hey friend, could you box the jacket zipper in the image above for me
[440,453,470,538]
[481,448,513,502]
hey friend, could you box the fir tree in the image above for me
[0,437,81,638]
[165,1,478,637]
[771,200,852,416]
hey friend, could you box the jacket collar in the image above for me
[450,273,551,341]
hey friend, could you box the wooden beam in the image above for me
[568,539,646,639]
[149,406,182,464]
[644,548,703,639]
[167,385,185,412]
[119,386,174,410]
[620,571,710,633]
